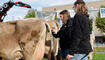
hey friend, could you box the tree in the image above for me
[25,9,36,18]
[54,14,58,21]
[96,5,105,33]
[89,18,93,32]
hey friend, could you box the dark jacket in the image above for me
[52,18,73,50]
[69,12,92,55]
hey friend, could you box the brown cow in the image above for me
[16,18,51,60]
[0,22,23,60]
[45,20,61,60]
[0,18,51,60]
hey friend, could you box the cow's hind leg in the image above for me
[51,52,55,60]
[56,49,62,60]
[32,40,45,60]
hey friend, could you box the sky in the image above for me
[0,0,101,22]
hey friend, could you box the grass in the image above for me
[92,46,105,60]
[43,58,48,60]
[43,47,105,60]
[93,53,105,60]
[95,47,105,52]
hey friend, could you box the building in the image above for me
[43,0,105,45]
[43,0,105,11]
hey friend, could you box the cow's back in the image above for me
[0,22,23,60]
[16,18,49,60]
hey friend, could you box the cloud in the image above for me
[39,0,75,6]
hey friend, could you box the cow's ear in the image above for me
[45,22,51,33]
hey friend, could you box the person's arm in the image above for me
[69,13,83,55]
[52,31,59,38]
[52,25,66,38]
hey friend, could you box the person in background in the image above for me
[52,10,73,60]
[66,0,92,60]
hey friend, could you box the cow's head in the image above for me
[45,20,60,42]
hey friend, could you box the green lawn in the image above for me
[43,58,48,60]
[95,47,105,52]
[93,53,105,60]
[93,47,105,60]
[44,47,105,60]
[44,54,105,60]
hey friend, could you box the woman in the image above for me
[52,10,73,60]
[67,0,92,60]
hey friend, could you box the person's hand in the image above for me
[52,27,58,34]
[66,54,74,60]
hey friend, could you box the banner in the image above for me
[100,8,105,18]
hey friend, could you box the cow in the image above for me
[0,22,23,60]
[16,18,51,60]
[0,18,51,60]
[44,20,61,60]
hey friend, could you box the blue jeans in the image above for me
[61,49,70,60]
[71,54,88,60]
